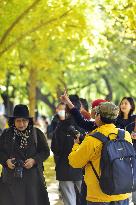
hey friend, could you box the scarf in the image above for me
[14,127,31,149]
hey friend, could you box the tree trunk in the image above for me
[1,71,14,116]
[28,68,37,117]
[102,74,113,101]
[36,88,56,114]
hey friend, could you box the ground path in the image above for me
[44,151,133,205]
[0,141,133,205]
[44,156,63,205]
[44,155,133,205]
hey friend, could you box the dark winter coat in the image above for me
[47,114,60,139]
[70,108,96,132]
[51,117,84,181]
[116,114,136,149]
[0,127,50,205]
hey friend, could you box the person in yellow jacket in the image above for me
[68,102,131,205]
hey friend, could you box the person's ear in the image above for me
[91,110,95,119]
[98,114,103,125]
[97,114,101,120]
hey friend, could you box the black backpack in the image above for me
[90,129,136,195]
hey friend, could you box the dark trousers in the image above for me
[80,179,87,205]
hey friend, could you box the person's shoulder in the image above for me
[33,127,47,143]
[80,134,102,153]
[33,126,44,134]
[0,128,12,139]
[33,127,46,139]
[51,114,59,122]
[131,114,136,120]
[83,131,99,143]
[116,115,122,121]
[2,127,12,134]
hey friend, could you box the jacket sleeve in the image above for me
[68,136,95,168]
[0,129,9,165]
[33,128,50,164]
[70,108,96,132]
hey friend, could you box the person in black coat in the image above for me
[115,97,136,205]
[51,95,85,205]
[60,92,107,205]
[0,104,50,205]
[60,91,107,132]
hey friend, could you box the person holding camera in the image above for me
[0,104,50,205]
[68,102,131,205]
[60,91,107,132]
[51,95,85,205]
[60,91,107,205]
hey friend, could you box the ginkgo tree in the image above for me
[0,0,135,116]
[0,0,90,116]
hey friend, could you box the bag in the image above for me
[90,129,136,195]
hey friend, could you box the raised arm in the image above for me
[60,91,96,132]
[60,90,75,109]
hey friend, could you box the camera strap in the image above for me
[10,130,16,158]
[33,127,38,148]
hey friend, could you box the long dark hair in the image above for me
[119,97,135,118]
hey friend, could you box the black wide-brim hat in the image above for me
[9,104,32,119]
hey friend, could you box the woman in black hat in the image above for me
[0,104,50,205]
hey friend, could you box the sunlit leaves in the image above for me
[0,0,136,113]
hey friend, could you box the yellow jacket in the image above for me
[68,124,132,202]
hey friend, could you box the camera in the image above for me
[12,159,24,178]
[68,126,80,139]
[68,125,86,143]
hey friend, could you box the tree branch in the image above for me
[102,74,113,101]
[36,88,56,112]
[68,80,97,92]
[95,84,106,96]
[118,81,136,101]
[0,8,72,57]
[0,0,41,45]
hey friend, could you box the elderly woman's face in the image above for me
[14,118,29,131]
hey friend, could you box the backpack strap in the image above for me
[117,129,125,140]
[89,161,100,181]
[90,132,109,143]
[33,127,38,148]
[89,130,125,181]
[89,132,109,182]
